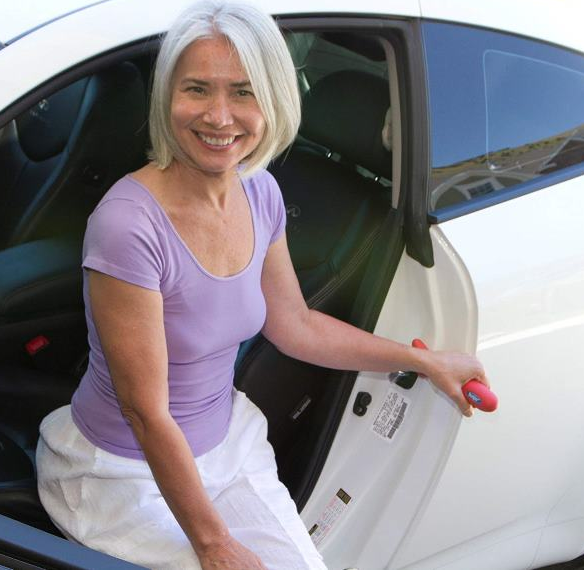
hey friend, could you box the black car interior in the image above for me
[0,30,397,540]
[0,62,147,250]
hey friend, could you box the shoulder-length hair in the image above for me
[148,0,301,177]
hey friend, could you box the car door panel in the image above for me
[301,234,478,568]
[392,178,584,569]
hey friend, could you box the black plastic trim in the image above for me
[400,20,433,267]
[0,515,145,569]
[0,551,45,570]
[429,161,584,224]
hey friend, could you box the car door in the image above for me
[300,7,584,570]
[389,12,584,570]
[296,10,479,570]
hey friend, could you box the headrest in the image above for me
[16,78,90,162]
[301,70,391,178]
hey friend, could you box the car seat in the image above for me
[0,61,147,250]
[0,61,148,534]
[235,69,393,499]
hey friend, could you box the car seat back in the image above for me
[0,62,147,249]
[236,69,393,500]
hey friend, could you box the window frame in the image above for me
[282,17,436,268]
[0,15,435,266]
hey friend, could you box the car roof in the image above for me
[1,0,583,115]
[2,0,583,53]
[0,0,110,45]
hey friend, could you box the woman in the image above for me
[36,2,488,569]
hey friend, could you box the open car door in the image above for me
[300,10,584,570]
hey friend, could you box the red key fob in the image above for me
[412,339,498,412]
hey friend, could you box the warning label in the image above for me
[372,389,410,441]
[309,488,352,547]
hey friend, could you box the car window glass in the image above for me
[424,22,584,212]
[485,51,584,172]
[289,32,389,81]
[286,31,393,187]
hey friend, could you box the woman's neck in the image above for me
[165,160,240,211]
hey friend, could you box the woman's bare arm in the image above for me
[88,270,265,569]
[260,235,487,417]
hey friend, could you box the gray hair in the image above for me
[149,0,301,177]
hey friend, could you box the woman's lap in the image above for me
[36,392,326,570]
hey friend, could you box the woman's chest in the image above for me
[161,254,267,362]
[168,198,254,278]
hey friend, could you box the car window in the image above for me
[423,22,584,212]
[288,31,389,86]
[0,29,394,254]
[286,30,393,187]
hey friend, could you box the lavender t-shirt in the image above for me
[71,170,285,459]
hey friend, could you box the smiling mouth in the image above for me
[196,132,237,147]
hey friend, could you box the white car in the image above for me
[1,1,584,569]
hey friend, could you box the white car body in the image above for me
[1,1,584,569]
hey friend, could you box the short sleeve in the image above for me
[267,174,287,244]
[82,198,164,291]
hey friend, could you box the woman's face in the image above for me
[170,35,266,175]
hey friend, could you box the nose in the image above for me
[203,93,234,129]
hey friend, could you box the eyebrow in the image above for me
[180,78,252,88]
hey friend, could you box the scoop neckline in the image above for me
[125,174,257,282]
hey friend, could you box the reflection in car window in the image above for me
[423,22,584,211]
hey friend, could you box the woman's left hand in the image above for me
[417,349,489,417]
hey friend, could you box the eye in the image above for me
[237,89,254,97]
[186,85,205,95]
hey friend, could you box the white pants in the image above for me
[36,391,327,570]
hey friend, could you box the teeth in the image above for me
[197,133,235,146]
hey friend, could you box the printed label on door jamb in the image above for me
[309,488,352,547]
[371,388,410,442]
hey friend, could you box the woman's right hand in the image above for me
[416,348,489,417]
[197,535,267,569]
